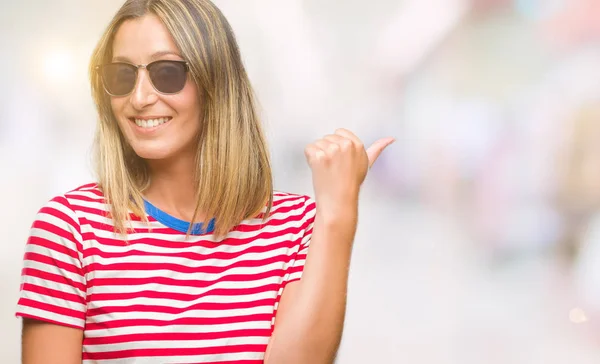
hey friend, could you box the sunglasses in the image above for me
[96,60,190,97]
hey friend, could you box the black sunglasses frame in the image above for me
[95,60,190,97]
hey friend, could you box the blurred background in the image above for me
[2,0,600,362]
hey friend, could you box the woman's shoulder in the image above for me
[270,190,316,219]
[63,182,104,198]
[272,190,314,204]
[27,183,104,248]
[54,182,107,211]
[34,182,106,224]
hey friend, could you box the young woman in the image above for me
[16,0,394,363]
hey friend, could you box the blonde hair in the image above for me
[89,0,273,238]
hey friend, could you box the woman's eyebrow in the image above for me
[149,50,184,60]
[111,51,183,63]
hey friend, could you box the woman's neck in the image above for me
[143,152,202,222]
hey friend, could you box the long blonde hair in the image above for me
[89,0,273,238]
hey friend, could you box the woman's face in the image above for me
[109,14,202,162]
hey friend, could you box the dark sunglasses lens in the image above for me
[102,64,136,96]
[148,61,187,94]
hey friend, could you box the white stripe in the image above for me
[90,290,276,309]
[87,275,283,295]
[68,197,110,211]
[77,213,159,230]
[84,320,271,337]
[287,272,303,282]
[293,257,307,266]
[89,260,288,280]
[85,335,268,354]
[16,305,84,329]
[82,233,299,257]
[164,351,266,364]
[89,303,273,323]
[67,189,105,201]
[87,246,292,270]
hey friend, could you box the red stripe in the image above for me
[271,194,306,206]
[287,264,304,276]
[65,193,106,204]
[17,297,85,322]
[175,361,261,364]
[179,361,262,364]
[86,298,275,317]
[38,203,79,234]
[26,235,80,261]
[88,283,280,302]
[84,314,273,330]
[21,282,85,306]
[83,328,271,345]
[24,251,82,276]
[295,252,308,261]
[30,220,79,247]
[67,182,100,193]
[72,204,144,222]
[21,267,86,292]
[82,344,267,360]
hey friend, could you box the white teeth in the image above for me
[134,117,170,128]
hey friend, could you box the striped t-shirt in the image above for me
[16,183,316,363]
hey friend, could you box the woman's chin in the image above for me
[128,137,197,163]
[131,146,175,161]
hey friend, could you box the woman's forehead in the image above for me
[112,14,181,63]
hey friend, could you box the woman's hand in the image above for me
[304,128,395,217]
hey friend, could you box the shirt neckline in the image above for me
[143,199,215,235]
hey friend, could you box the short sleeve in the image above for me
[284,195,316,285]
[15,195,87,330]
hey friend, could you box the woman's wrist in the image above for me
[316,201,358,227]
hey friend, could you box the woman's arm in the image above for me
[265,208,357,364]
[17,195,88,364]
[265,129,394,364]
[22,318,83,364]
